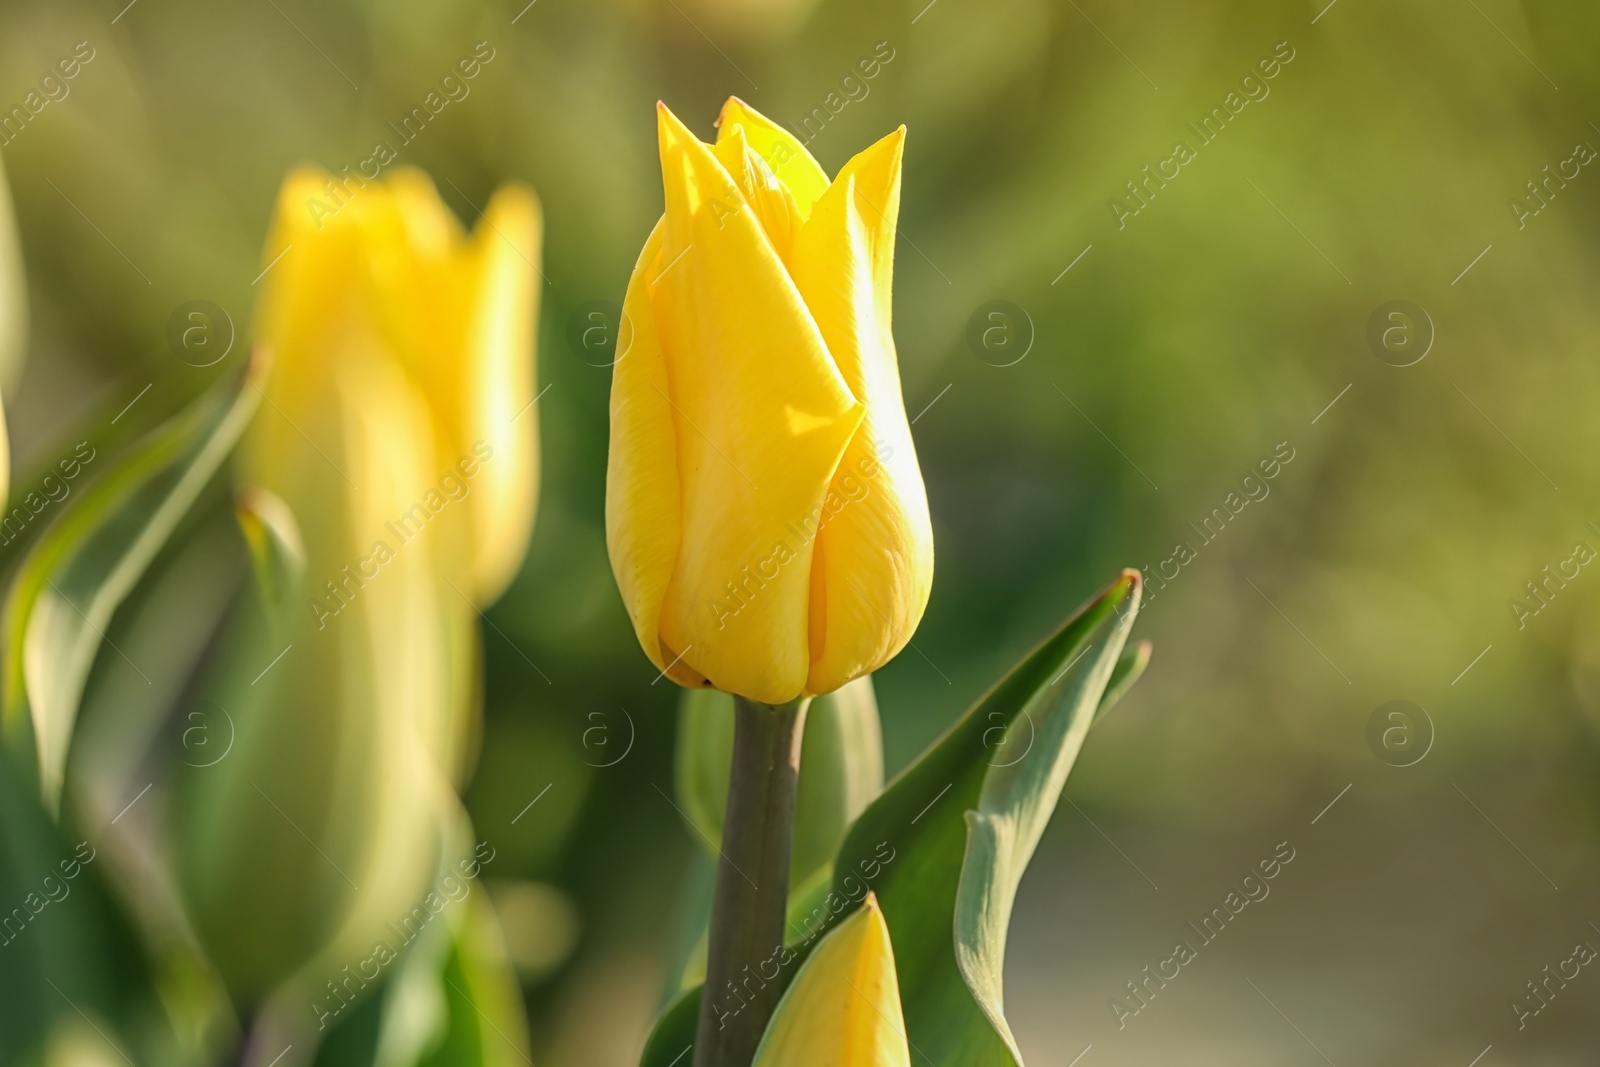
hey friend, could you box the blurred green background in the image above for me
[3,0,1600,1062]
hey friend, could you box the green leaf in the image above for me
[232,486,305,617]
[640,570,1147,1067]
[638,986,700,1067]
[311,890,533,1067]
[836,570,1143,1065]
[0,361,261,812]
[673,675,884,891]
[0,743,173,1065]
[673,687,731,857]
[1093,639,1151,726]
[420,894,535,1067]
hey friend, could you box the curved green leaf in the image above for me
[0,743,174,1066]
[638,986,700,1067]
[840,571,1140,1065]
[640,570,1147,1066]
[233,486,305,617]
[1,360,261,811]
[309,889,533,1067]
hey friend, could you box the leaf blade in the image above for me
[2,362,261,811]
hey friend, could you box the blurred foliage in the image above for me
[1,0,1599,1063]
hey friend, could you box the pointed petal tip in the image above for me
[882,124,907,164]
[716,95,751,126]
[656,100,700,148]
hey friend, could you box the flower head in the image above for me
[607,99,933,703]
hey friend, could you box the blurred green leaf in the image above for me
[311,889,531,1067]
[0,744,171,1065]
[673,675,884,892]
[672,688,729,860]
[637,986,699,1067]
[641,571,1146,1066]
[792,678,885,891]
[421,895,534,1067]
[232,486,305,618]
[0,360,260,812]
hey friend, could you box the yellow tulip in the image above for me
[177,167,541,1002]
[250,165,542,605]
[0,149,22,499]
[751,892,911,1067]
[607,99,933,704]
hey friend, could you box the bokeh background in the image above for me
[3,0,1600,1063]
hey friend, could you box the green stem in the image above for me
[693,694,810,1067]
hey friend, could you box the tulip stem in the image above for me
[694,693,810,1067]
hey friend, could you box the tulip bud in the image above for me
[174,167,541,1004]
[246,166,541,606]
[607,99,933,704]
[750,892,911,1066]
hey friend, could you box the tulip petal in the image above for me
[458,183,542,602]
[651,102,862,703]
[790,128,933,694]
[716,97,830,220]
[712,124,804,267]
[606,222,708,689]
[751,892,911,1067]
[265,167,542,606]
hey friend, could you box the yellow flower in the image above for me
[177,167,541,1001]
[0,149,23,499]
[249,165,542,605]
[607,99,933,704]
[752,892,911,1067]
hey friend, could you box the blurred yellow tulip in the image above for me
[607,99,932,704]
[0,150,22,499]
[751,892,911,1067]
[176,167,541,1005]
[249,165,542,605]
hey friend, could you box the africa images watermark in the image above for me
[303,41,498,229]
[312,840,497,1030]
[1141,440,1296,605]
[0,841,98,949]
[1507,520,1600,630]
[309,440,495,630]
[1507,134,1596,231]
[0,40,97,147]
[1107,840,1297,1029]
[0,441,97,547]
[706,439,895,632]
[707,840,897,1031]
[1109,40,1297,229]
[789,41,897,145]
[1511,921,1599,1031]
